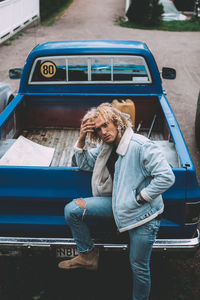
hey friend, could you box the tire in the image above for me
[7,94,14,106]
[195,91,200,149]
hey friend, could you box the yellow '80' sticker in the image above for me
[40,61,56,78]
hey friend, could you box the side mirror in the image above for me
[9,68,23,79]
[162,67,176,80]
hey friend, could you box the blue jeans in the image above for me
[64,196,160,300]
[129,218,160,300]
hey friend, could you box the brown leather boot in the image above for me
[58,248,99,270]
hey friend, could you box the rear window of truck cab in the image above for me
[29,55,152,84]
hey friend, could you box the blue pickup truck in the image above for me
[0,40,199,258]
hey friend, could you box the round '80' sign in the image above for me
[40,61,57,78]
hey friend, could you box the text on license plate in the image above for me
[56,247,78,258]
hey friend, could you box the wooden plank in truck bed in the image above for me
[20,128,179,168]
[22,128,80,167]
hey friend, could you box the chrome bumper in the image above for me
[0,230,199,252]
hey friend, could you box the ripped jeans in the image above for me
[64,196,113,253]
[64,196,160,300]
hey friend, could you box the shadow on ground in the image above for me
[0,249,200,300]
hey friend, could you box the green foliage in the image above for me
[40,0,72,21]
[126,0,164,26]
[161,18,200,31]
[116,16,200,31]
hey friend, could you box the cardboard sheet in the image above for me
[0,136,55,166]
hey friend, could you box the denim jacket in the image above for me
[74,128,175,232]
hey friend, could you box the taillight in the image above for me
[184,202,200,224]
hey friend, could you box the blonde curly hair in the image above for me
[82,102,132,143]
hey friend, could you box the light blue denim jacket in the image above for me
[74,128,175,232]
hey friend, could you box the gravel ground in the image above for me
[0,251,200,300]
[0,0,200,299]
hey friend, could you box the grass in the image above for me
[42,0,73,26]
[3,32,24,46]
[116,16,200,31]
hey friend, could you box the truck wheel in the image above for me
[7,94,14,106]
[195,91,200,149]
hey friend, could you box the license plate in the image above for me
[56,247,78,258]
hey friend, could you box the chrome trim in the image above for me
[88,57,91,81]
[153,237,200,251]
[0,230,199,252]
[29,80,151,85]
[184,221,200,226]
[185,201,200,205]
[153,231,200,251]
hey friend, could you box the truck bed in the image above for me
[21,128,80,167]
[18,128,179,168]
[0,95,180,168]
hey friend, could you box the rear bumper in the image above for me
[153,229,200,252]
[0,229,199,253]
